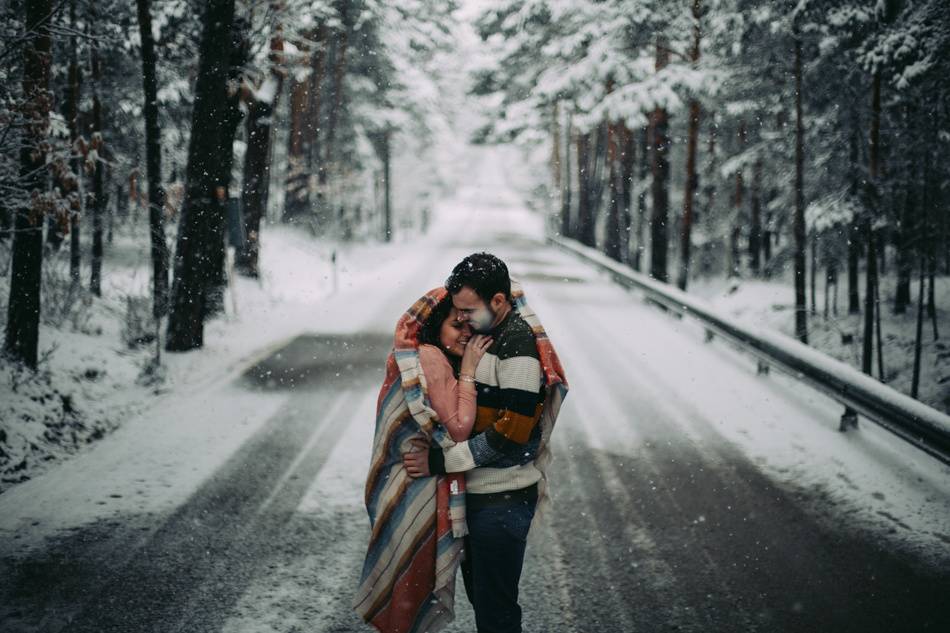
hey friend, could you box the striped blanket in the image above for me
[354,282,567,633]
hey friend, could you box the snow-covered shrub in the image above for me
[40,251,92,331]
[122,295,156,350]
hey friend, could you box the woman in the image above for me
[354,288,491,633]
[415,294,492,447]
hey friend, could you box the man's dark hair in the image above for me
[445,252,511,304]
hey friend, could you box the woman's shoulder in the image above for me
[418,344,450,365]
[418,344,453,381]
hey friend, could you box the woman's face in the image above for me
[439,307,471,357]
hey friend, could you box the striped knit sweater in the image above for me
[428,309,545,494]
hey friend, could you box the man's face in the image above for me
[451,286,495,333]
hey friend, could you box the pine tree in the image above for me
[237,5,286,277]
[4,0,54,369]
[649,35,671,283]
[135,0,169,318]
[166,0,237,352]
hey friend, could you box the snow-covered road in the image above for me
[1,149,948,632]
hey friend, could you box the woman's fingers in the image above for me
[469,334,493,354]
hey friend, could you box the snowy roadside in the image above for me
[528,253,950,568]
[688,273,949,416]
[0,205,462,498]
[0,220,453,555]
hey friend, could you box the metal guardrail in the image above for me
[548,235,950,467]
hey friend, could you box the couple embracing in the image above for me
[354,253,568,633]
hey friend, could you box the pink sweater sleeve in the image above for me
[418,345,477,442]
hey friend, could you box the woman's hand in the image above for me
[403,438,431,478]
[460,334,492,379]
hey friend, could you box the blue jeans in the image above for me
[461,485,538,633]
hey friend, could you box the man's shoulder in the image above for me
[494,311,538,361]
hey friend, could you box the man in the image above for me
[403,252,546,633]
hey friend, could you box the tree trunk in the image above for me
[700,118,718,276]
[894,178,914,314]
[619,123,634,263]
[381,130,391,241]
[809,232,817,315]
[729,120,745,279]
[875,265,884,380]
[862,72,882,374]
[677,95,699,290]
[46,4,67,256]
[863,224,878,374]
[793,31,808,344]
[848,223,860,314]
[823,262,830,319]
[551,101,562,218]
[677,0,701,290]
[847,118,861,315]
[925,156,939,339]
[604,120,622,261]
[284,24,324,224]
[89,30,104,298]
[0,202,9,241]
[911,255,925,398]
[749,159,762,276]
[560,111,573,239]
[67,0,81,283]
[284,74,310,220]
[204,17,248,318]
[237,11,285,277]
[5,0,53,368]
[236,58,283,278]
[878,226,888,276]
[136,0,169,317]
[306,23,329,219]
[650,37,671,283]
[320,24,349,226]
[166,0,236,352]
[924,163,945,340]
[604,88,623,262]
[589,121,608,235]
[634,125,649,272]
[575,130,594,247]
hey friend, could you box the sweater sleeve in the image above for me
[418,345,477,442]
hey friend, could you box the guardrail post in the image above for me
[704,329,714,343]
[757,361,770,376]
[839,407,859,432]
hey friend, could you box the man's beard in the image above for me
[469,305,496,333]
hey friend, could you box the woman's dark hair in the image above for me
[417,295,455,348]
[445,252,511,304]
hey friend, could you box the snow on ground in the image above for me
[689,272,950,415]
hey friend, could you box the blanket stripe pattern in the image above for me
[508,279,568,523]
[354,287,466,633]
